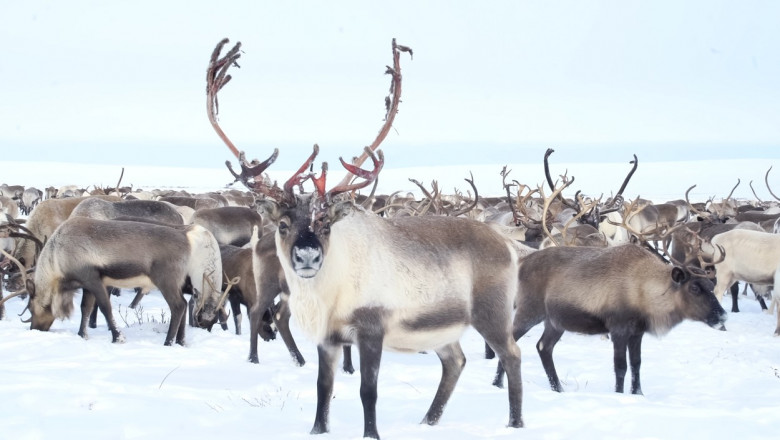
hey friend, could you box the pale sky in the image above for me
[1,0,779,169]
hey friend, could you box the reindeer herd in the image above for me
[1,38,779,439]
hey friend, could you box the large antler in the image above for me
[334,39,412,189]
[685,184,712,221]
[206,38,299,202]
[539,178,575,247]
[603,154,638,211]
[543,149,580,214]
[207,38,243,161]
[766,167,780,202]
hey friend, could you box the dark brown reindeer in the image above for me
[219,237,305,366]
[207,37,525,439]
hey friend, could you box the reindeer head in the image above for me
[205,37,408,279]
[254,146,383,279]
[0,248,56,331]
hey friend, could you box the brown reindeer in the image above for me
[0,217,229,345]
[492,243,727,394]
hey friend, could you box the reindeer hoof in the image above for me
[420,415,439,426]
[508,418,524,428]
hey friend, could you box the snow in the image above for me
[2,159,780,440]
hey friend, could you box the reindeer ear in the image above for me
[256,199,281,222]
[328,200,354,225]
[671,266,689,284]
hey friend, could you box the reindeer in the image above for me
[0,184,24,200]
[0,195,21,221]
[158,195,223,211]
[20,187,42,215]
[68,197,186,326]
[672,220,768,312]
[69,197,184,225]
[207,37,526,438]
[492,242,727,394]
[219,237,304,365]
[56,184,87,198]
[709,228,780,335]
[191,206,263,246]
[502,150,635,246]
[0,216,229,345]
[12,196,121,272]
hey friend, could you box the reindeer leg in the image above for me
[84,282,125,343]
[160,284,186,346]
[356,326,384,439]
[248,304,261,363]
[342,345,354,374]
[247,270,284,363]
[755,286,769,311]
[229,296,242,335]
[537,323,565,393]
[729,282,740,313]
[611,332,630,393]
[421,342,466,425]
[272,297,306,367]
[88,300,99,329]
[187,295,195,327]
[78,292,96,339]
[627,334,644,395]
[493,312,541,388]
[476,312,524,428]
[129,287,144,309]
[311,343,341,435]
[176,301,188,345]
[484,342,495,359]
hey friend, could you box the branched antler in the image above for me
[449,173,479,217]
[539,178,575,247]
[207,38,243,161]
[543,148,579,213]
[335,39,412,188]
[0,249,30,307]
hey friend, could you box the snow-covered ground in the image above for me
[2,158,780,439]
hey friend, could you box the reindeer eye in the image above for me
[278,221,289,236]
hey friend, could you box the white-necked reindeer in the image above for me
[709,228,780,335]
[207,38,528,439]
